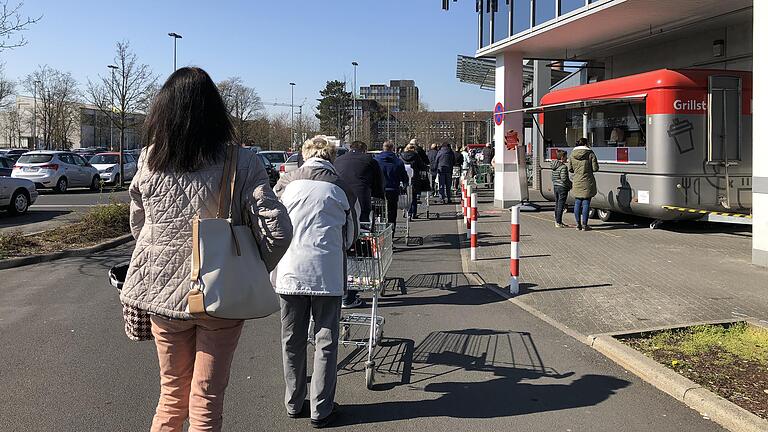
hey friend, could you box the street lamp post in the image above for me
[289,82,296,150]
[352,61,358,141]
[107,64,124,188]
[168,32,182,70]
[32,80,40,150]
[107,65,118,152]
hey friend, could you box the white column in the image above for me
[494,51,526,209]
[531,60,550,191]
[754,1,768,267]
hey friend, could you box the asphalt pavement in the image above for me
[0,188,129,234]
[0,202,725,431]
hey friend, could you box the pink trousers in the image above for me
[150,315,244,432]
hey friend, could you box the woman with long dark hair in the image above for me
[120,67,293,431]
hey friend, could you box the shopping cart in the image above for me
[396,185,411,242]
[340,223,394,389]
[367,197,389,233]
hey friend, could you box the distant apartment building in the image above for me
[0,95,143,150]
[360,80,420,112]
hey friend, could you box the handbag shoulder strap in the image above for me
[217,144,239,219]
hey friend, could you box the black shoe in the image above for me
[287,401,308,419]
[311,403,339,429]
[341,297,366,309]
[577,224,583,231]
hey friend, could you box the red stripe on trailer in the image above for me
[470,235,477,248]
[510,224,520,242]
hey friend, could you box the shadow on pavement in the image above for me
[0,209,72,229]
[377,273,506,308]
[335,328,629,425]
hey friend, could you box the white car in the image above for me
[0,176,38,215]
[12,151,101,193]
[89,152,138,185]
[280,153,299,177]
[258,151,288,171]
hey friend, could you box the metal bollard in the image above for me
[466,184,472,239]
[510,205,520,295]
[470,192,478,261]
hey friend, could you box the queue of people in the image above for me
[121,66,479,431]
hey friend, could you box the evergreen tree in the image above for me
[315,80,351,139]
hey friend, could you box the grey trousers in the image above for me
[279,294,341,420]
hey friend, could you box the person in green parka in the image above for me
[569,138,599,231]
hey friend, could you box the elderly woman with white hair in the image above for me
[273,135,359,428]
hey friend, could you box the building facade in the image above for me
[0,95,143,150]
[360,80,420,112]
[442,0,765,266]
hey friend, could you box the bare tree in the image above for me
[0,64,14,108]
[217,77,263,145]
[23,65,80,150]
[0,1,40,52]
[87,40,156,187]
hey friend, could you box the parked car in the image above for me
[280,153,299,177]
[255,153,279,188]
[89,152,138,185]
[258,150,288,171]
[0,176,37,215]
[0,148,28,162]
[12,151,100,193]
[0,156,14,176]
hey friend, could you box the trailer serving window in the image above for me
[537,98,647,164]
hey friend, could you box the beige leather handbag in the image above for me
[187,145,279,320]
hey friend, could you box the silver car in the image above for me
[0,176,38,215]
[12,151,101,193]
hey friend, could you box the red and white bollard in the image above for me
[470,192,478,261]
[465,184,472,239]
[510,205,520,295]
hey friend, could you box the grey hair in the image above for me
[302,135,337,162]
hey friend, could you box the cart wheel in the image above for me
[365,361,375,389]
[340,324,350,342]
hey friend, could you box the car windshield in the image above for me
[17,154,53,164]
[261,153,285,163]
[90,154,119,164]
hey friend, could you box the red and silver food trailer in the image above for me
[536,68,752,223]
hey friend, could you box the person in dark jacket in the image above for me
[375,141,409,231]
[401,143,429,219]
[551,150,572,228]
[569,138,600,231]
[409,138,430,166]
[427,143,439,197]
[435,142,456,204]
[481,142,494,164]
[335,140,384,309]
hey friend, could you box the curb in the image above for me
[455,212,768,432]
[589,334,768,432]
[0,234,134,270]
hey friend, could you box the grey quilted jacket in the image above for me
[120,147,293,319]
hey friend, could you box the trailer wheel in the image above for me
[596,209,613,222]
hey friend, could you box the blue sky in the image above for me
[1,0,492,114]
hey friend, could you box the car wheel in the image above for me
[54,177,68,193]
[90,175,101,191]
[8,189,30,215]
[597,209,613,222]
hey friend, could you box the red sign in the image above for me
[617,147,629,163]
[504,130,519,151]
